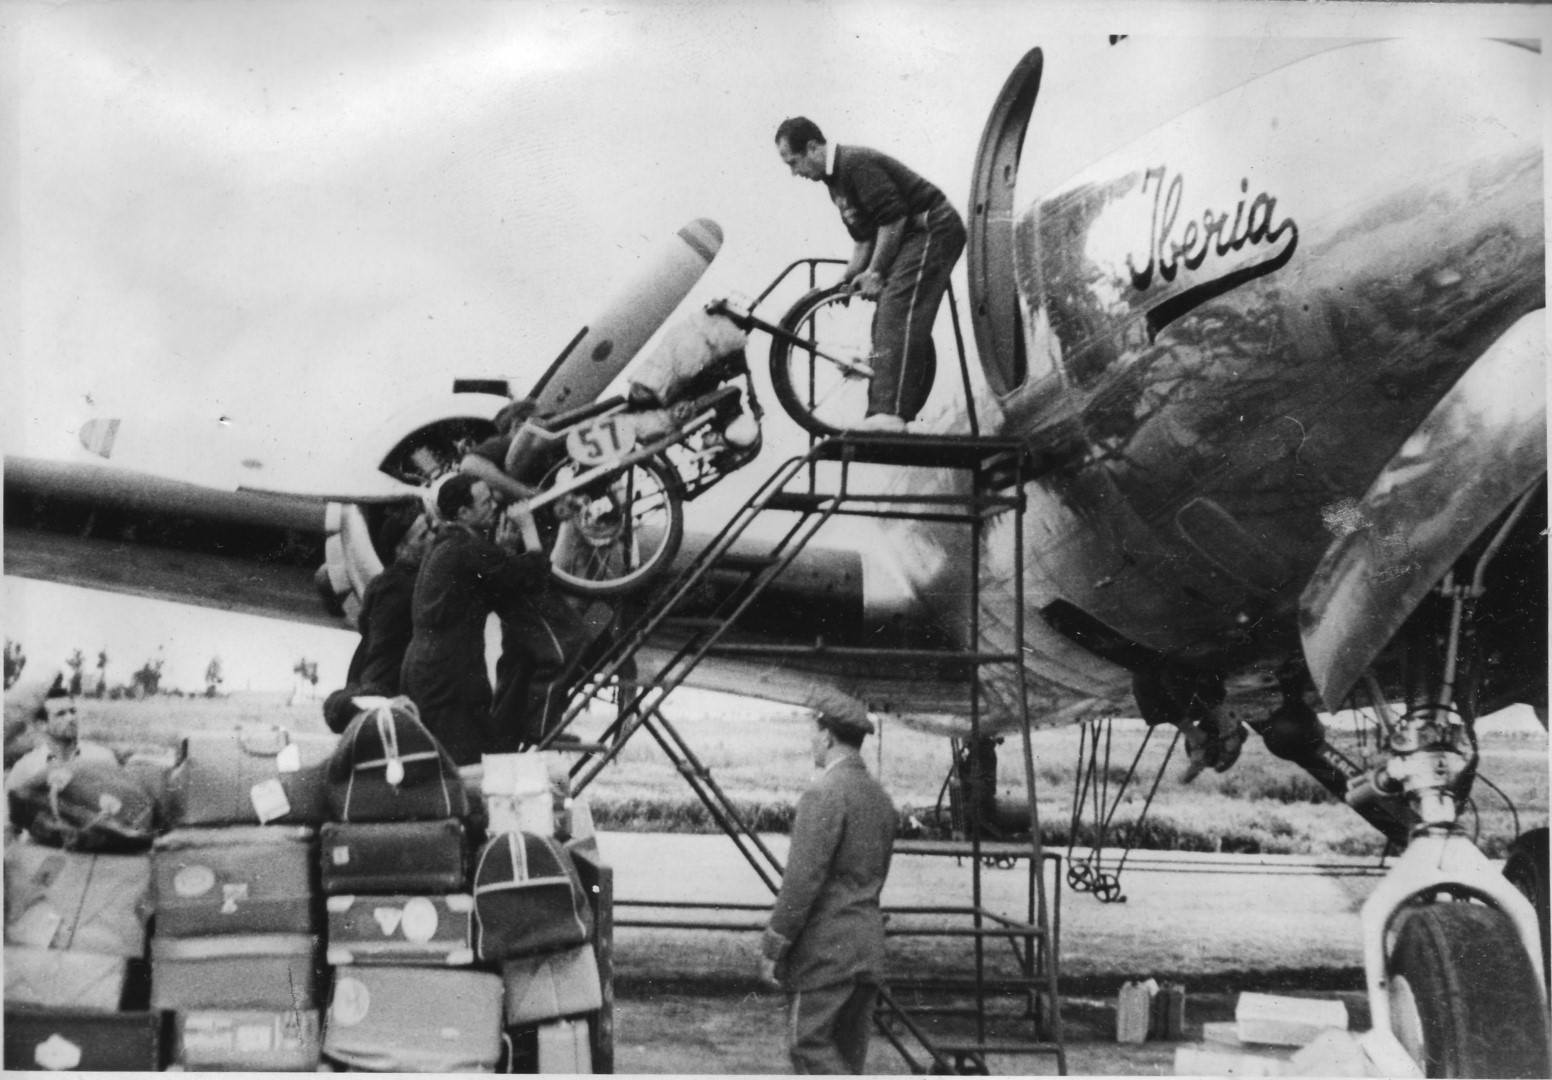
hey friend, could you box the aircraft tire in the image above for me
[1503,826,1550,991]
[1387,903,1550,1078]
[542,453,684,599]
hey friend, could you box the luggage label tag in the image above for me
[330,976,371,1027]
[250,777,292,823]
[221,882,250,915]
[274,742,302,773]
[34,1033,84,1071]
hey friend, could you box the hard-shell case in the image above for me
[501,944,602,1025]
[4,844,152,957]
[149,932,320,1011]
[174,1008,322,1072]
[537,1018,593,1074]
[151,825,318,936]
[323,965,503,1073]
[3,1008,166,1071]
[325,893,475,966]
[167,725,337,826]
[318,818,467,895]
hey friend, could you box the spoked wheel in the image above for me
[1504,827,1551,991]
[1388,903,1551,1077]
[770,284,932,437]
[536,454,684,598]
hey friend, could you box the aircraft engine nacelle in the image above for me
[315,390,509,625]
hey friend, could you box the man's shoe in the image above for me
[853,413,907,433]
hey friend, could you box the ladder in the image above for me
[538,429,1066,1073]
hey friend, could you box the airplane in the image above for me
[5,35,1547,1077]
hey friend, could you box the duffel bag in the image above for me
[473,830,592,962]
[501,943,602,1025]
[4,845,152,956]
[167,725,337,826]
[8,758,159,852]
[327,696,468,822]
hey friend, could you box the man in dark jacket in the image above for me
[761,687,897,1073]
[775,116,965,432]
[346,508,433,696]
[400,474,551,765]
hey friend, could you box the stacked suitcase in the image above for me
[148,724,337,1071]
[2,701,610,1074]
[318,699,505,1073]
[3,842,163,1070]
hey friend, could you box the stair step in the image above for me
[762,491,831,513]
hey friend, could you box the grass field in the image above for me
[9,690,1546,857]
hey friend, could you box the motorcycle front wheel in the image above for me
[537,453,685,598]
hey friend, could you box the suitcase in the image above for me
[323,965,504,1073]
[174,1008,322,1072]
[319,818,467,895]
[537,1018,593,1074]
[152,826,318,935]
[326,893,475,966]
[4,1007,167,1071]
[167,725,337,826]
[9,758,159,852]
[150,932,320,1011]
[3,945,128,1010]
[327,696,469,822]
[501,944,602,1025]
[4,844,152,956]
[474,831,593,962]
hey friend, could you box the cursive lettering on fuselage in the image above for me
[1126,167,1298,293]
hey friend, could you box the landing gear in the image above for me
[1388,904,1550,1078]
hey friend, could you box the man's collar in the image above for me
[824,141,837,179]
[824,751,862,773]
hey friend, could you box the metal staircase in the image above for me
[538,429,1066,1073]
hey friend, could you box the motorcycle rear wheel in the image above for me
[538,453,684,599]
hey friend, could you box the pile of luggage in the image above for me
[3,697,605,1073]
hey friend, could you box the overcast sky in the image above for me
[2,0,1546,692]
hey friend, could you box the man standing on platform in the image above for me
[761,688,897,1074]
[775,116,965,432]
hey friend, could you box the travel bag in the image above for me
[473,830,593,962]
[149,932,320,1011]
[318,818,468,895]
[326,696,469,822]
[152,825,318,936]
[8,758,159,852]
[4,844,152,956]
[4,1007,167,1071]
[3,945,128,1010]
[323,965,504,1072]
[174,1008,322,1072]
[167,725,337,826]
[325,893,475,966]
[501,944,602,1025]
[537,1017,593,1073]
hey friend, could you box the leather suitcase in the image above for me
[474,831,592,962]
[3,945,128,1010]
[4,1007,166,1071]
[537,1018,593,1073]
[174,1008,322,1072]
[501,944,602,1025]
[323,965,503,1072]
[168,725,337,826]
[4,844,152,957]
[152,825,318,935]
[325,893,475,966]
[319,818,467,895]
[327,697,469,823]
[150,932,320,1011]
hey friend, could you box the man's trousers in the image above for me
[868,203,965,421]
[786,977,879,1074]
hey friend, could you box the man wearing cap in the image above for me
[761,688,897,1074]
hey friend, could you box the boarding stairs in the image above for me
[538,427,1067,1073]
